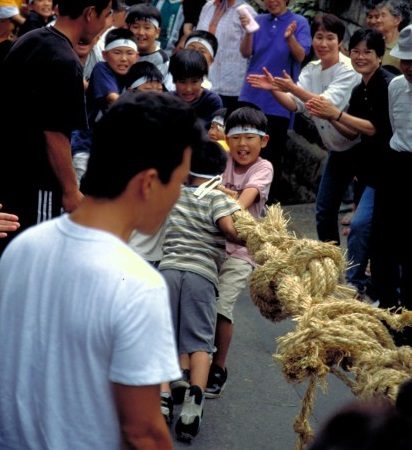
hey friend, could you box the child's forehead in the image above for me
[131,17,159,29]
[185,37,215,58]
[226,125,266,137]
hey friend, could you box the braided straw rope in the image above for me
[233,205,412,450]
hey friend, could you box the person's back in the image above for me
[0,91,206,449]
[159,140,240,442]
[0,217,171,449]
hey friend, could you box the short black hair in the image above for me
[125,61,163,88]
[125,3,161,26]
[104,27,137,47]
[169,49,209,82]
[81,92,205,198]
[185,30,219,57]
[190,139,228,177]
[311,13,346,43]
[56,0,110,19]
[349,28,386,58]
[225,106,268,135]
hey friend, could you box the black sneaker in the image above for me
[170,368,190,404]
[160,393,173,424]
[205,364,227,399]
[175,385,204,442]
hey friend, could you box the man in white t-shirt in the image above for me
[0,92,205,450]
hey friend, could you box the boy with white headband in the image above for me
[125,4,171,88]
[159,140,242,442]
[184,29,218,89]
[206,106,273,398]
[86,27,138,125]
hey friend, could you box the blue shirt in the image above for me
[239,10,311,118]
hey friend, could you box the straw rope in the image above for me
[232,205,412,450]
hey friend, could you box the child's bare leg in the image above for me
[189,351,211,390]
[212,314,232,369]
[179,353,190,370]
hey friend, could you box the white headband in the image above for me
[226,126,266,137]
[105,39,138,52]
[139,17,160,29]
[130,76,150,90]
[192,175,223,199]
[212,116,225,127]
[185,37,215,58]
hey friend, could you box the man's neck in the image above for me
[70,197,137,242]
[53,16,81,47]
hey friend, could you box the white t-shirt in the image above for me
[388,75,412,153]
[293,53,361,151]
[0,215,180,450]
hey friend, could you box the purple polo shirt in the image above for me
[239,10,311,118]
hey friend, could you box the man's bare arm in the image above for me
[114,383,173,450]
[44,131,83,212]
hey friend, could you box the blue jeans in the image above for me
[316,149,357,245]
[346,186,375,291]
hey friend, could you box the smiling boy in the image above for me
[125,4,170,86]
[206,106,273,398]
[87,27,138,123]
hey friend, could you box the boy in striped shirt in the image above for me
[159,139,241,442]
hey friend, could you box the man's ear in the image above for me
[83,5,96,23]
[261,134,270,149]
[102,50,108,61]
[127,168,159,201]
[155,26,161,39]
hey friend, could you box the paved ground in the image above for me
[171,203,354,450]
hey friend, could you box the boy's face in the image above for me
[128,20,160,54]
[186,42,214,67]
[31,0,53,19]
[227,133,269,168]
[400,59,412,84]
[134,80,163,92]
[0,17,15,37]
[208,122,225,141]
[174,78,203,103]
[103,47,138,75]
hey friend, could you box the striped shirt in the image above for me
[160,186,240,287]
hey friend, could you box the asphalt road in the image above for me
[172,204,353,450]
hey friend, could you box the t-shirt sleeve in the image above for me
[89,62,121,101]
[211,192,241,225]
[294,16,312,56]
[110,278,180,385]
[321,66,360,110]
[244,160,273,203]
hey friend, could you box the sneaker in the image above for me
[170,368,190,404]
[160,393,173,424]
[175,385,204,442]
[205,364,227,399]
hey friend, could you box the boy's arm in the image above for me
[216,215,244,245]
[238,187,260,209]
[114,383,173,450]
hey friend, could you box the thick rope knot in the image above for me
[231,204,412,450]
